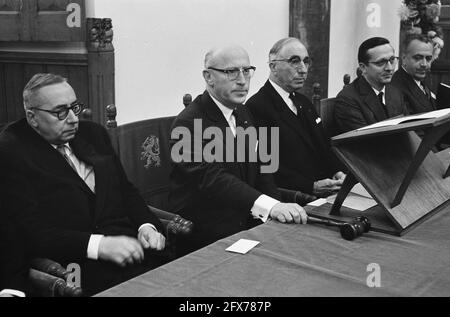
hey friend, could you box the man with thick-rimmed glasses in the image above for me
[334,37,408,134]
[0,73,166,296]
[247,37,345,198]
[169,45,307,255]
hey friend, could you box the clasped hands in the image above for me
[98,226,165,267]
[313,171,346,197]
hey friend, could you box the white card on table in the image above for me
[226,239,260,254]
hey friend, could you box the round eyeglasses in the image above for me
[30,101,84,120]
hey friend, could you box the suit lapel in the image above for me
[21,122,93,195]
[201,92,244,178]
[70,135,107,220]
[263,81,318,153]
[358,77,388,121]
[401,68,435,112]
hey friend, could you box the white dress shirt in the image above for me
[209,94,279,222]
[269,79,298,115]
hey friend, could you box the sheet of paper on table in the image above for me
[226,239,260,254]
[326,183,377,211]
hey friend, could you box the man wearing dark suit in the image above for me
[0,73,166,296]
[169,45,307,254]
[335,37,408,133]
[391,34,436,114]
[246,37,345,197]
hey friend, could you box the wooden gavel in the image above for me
[307,216,371,241]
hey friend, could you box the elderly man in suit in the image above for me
[335,37,408,133]
[0,73,166,296]
[246,37,345,197]
[391,33,437,114]
[169,45,307,254]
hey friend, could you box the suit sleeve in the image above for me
[334,94,368,133]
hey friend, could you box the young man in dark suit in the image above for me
[391,34,437,114]
[246,37,345,197]
[334,37,408,133]
[0,73,166,296]
[169,45,307,254]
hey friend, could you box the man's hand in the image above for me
[98,236,144,267]
[333,171,346,182]
[269,203,307,224]
[313,177,344,197]
[138,226,165,251]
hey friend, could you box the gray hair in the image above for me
[269,37,302,61]
[23,73,67,110]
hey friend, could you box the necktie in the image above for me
[378,92,389,117]
[56,145,77,172]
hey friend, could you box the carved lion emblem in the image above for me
[140,135,161,168]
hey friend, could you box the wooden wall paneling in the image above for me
[0,62,7,124]
[289,0,330,99]
[0,0,26,41]
[33,0,85,41]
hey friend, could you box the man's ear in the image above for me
[25,109,38,128]
[268,61,277,74]
[203,69,214,87]
[358,62,367,75]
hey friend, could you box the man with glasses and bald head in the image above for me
[169,45,308,254]
[334,37,408,134]
[246,37,345,198]
[0,73,167,296]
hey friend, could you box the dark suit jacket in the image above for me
[391,67,437,114]
[0,119,163,265]
[334,76,408,133]
[0,208,29,294]
[246,80,342,194]
[169,91,280,252]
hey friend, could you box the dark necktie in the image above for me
[56,145,77,172]
[289,93,306,122]
[378,92,389,117]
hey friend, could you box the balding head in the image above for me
[203,45,254,109]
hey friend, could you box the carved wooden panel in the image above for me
[290,0,330,99]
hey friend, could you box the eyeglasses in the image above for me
[30,101,84,120]
[271,55,312,69]
[368,56,399,68]
[207,66,256,81]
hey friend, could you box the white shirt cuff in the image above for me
[251,194,280,223]
[138,223,157,233]
[87,234,104,260]
[0,289,25,297]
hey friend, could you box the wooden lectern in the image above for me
[309,112,450,236]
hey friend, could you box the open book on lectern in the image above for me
[358,109,450,131]
[315,111,450,236]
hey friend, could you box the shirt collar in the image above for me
[51,143,72,153]
[371,85,386,96]
[209,93,235,122]
[269,79,291,103]
[402,66,423,89]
